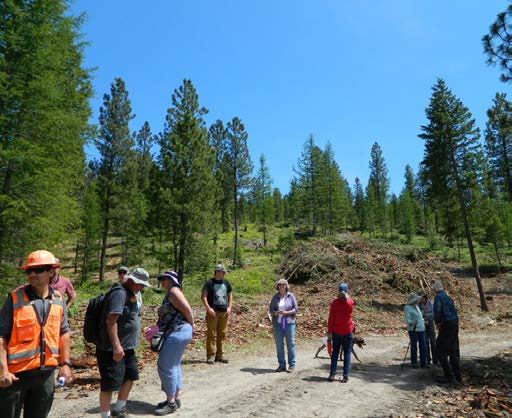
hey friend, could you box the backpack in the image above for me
[83,284,120,344]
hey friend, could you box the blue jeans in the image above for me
[273,322,296,369]
[330,332,353,377]
[158,323,193,398]
[408,330,427,366]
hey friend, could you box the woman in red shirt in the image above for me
[327,283,355,382]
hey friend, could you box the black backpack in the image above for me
[83,284,120,344]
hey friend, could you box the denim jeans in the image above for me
[158,323,193,397]
[273,322,296,369]
[330,332,353,377]
[408,330,427,366]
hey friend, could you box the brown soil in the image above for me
[55,236,512,417]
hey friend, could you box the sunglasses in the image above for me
[25,266,50,275]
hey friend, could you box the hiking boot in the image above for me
[111,408,129,417]
[154,401,178,416]
[206,357,215,364]
[436,375,458,385]
[157,398,181,409]
[215,357,229,363]
[275,366,286,372]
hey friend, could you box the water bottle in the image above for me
[56,376,65,387]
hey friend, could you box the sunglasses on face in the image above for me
[25,266,50,275]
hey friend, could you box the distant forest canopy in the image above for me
[2,1,512,305]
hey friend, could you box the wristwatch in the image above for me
[62,361,72,368]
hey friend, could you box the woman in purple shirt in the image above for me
[269,278,298,373]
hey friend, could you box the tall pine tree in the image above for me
[419,78,488,311]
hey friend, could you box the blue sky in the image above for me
[72,0,508,195]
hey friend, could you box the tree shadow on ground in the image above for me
[304,359,440,392]
[240,367,276,375]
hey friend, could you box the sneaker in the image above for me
[287,367,295,373]
[215,357,229,363]
[154,401,178,416]
[275,367,286,372]
[157,398,181,409]
[111,408,129,418]
[341,376,349,383]
[328,374,336,382]
[206,357,215,364]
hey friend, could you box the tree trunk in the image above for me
[453,167,488,311]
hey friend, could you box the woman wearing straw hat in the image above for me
[404,292,427,368]
[269,278,299,373]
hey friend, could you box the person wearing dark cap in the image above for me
[432,281,461,384]
[96,267,150,418]
[147,271,193,416]
[327,283,355,382]
[201,264,232,364]
[269,278,298,373]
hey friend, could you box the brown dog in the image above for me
[315,335,366,362]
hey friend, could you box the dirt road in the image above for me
[49,328,511,418]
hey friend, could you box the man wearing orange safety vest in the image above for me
[0,250,72,418]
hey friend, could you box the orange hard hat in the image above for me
[21,250,61,270]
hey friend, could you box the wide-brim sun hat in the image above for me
[157,270,181,288]
[125,267,151,287]
[407,292,419,305]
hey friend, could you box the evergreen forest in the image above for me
[3,1,512,313]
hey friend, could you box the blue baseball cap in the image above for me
[338,283,349,293]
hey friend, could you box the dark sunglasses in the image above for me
[25,266,50,275]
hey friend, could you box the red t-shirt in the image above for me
[51,275,76,299]
[328,298,354,335]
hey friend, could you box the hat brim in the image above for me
[125,274,151,287]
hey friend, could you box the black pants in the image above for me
[0,369,55,418]
[435,320,460,380]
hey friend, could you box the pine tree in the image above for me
[0,0,92,266]
[419,78,488,310]
[368,142,390,234]
[253,154,274,246]
[483,5,512,83]
[294,135,322,235]
[353,178,366,232]
[485,93,512,201]
[158,79,218,278]
[225,117,252,267]
[95,77,135,281]
[209,120,231,233]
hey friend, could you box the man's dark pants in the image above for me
[435,319,461,380]
[0,369,55,418]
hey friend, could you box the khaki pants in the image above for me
[206,311,229,359]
